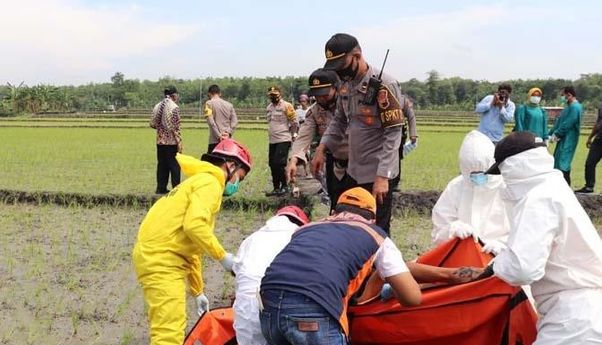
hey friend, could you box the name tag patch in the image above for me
[377,85,404,128]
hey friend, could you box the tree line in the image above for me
[2,71,602,115]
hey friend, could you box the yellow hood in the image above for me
[176,153,226,186]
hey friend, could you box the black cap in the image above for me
[324,33,359,70]
[164,86,178,96]
[485,132,547,174]
[308,68,339,96]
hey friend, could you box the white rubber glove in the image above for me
[549,134,559,143]
[449,220,476,240]
[402,140,417,156]
[220,252,235,272]
[196,293,210,316]
[481,240,507,256]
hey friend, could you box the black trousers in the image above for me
[269,142,291,190]
[207,143,218,154]
[337,175,398,235]
[325,154,354,213]
[585,137,602,188]
[156,144,180,192]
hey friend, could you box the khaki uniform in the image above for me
[321,66,406,184]
[291,103,347,162]
[267,100,297,144]
[204,97,238,145]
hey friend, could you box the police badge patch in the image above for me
[377,85,404,128]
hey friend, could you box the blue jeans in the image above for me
[259,289,347,345]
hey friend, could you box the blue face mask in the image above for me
[470,172,488,186]
[224,176,240,196]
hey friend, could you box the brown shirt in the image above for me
[291,103,348,162]
[321,66,406,184]
[204,96,238,144]
[267,99,297,144]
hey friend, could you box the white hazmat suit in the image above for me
[493,147,602,345]
[432,130,509,252]
[232,215,299,345]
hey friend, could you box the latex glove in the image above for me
[380,283,394,301]
[220,253,235,272]
[544,139,549,146]
[449,220,476,240]
[196,293,210,316]
[402,140,417,156]
[549,134,559,143]
[481,240,507,256]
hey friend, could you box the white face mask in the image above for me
[530,96,541,104]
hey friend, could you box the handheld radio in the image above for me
[363,49,390,105]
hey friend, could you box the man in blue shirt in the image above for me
[476,84,515,143]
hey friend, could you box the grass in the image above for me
[2,127,601,197]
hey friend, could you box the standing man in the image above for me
[476,83,515,144]
[266,86,298,196]
[482,131,602,344]
[549,86,583,186]
[312,33,409,234]
[286,68,349,210]
[576,100,602,193]
[133,139,253,345]
[203,84,238,154]
[150,86,182,194]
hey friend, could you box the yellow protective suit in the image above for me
[133,153,227,345]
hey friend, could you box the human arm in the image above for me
[150,103,160,129]
[586,109,602,148]
[291,107,317,162]
[431,180,461,245]
[375,238,421,306]
[404,96,418,140]
[500,100,515,123]
[285,102,298,136]
[204,101,223,140]
[182,182,227,261]
[475,95,494,114]
[188,254,205,297]
[229,106,238,137]
[550,104,580,138]
[314,106,347,176]
[492,197,558,286]
[513,105,525,132]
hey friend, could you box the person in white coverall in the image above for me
[232,206,310,345]
[480,131,602,345]
[431,130,509,255]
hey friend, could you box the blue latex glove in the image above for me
[380,283,394,301]
[402,140,417,156]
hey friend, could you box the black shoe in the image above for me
[155,189,169,194]
[265,189,280,197]
[276,187,289,197]
[575,186,594,194]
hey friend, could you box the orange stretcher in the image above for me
[184,238,538,345]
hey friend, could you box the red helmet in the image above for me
[276,206,310,226]
[211,139,253,172]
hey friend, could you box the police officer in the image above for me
[266,86,298,196]
[203,84,238,154]
[286,68,349,210]
[312,33,412,234]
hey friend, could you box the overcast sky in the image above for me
[2,0,601,86]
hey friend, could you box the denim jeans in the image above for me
[259,289,347,345]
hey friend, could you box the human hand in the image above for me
[220,253,235,272]
[372,176,389,204]
[220,133,230,141]
[196,293,210,316]
[549,134,559,143]
[481,240,506,256]
[380,283,394,301]
[449,220,475,240]
[177,141,183,153]
[286,158,298,184]
[586,137,593,149]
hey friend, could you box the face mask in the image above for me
[530,96,541,104]
[223,176,240,196]
[559,95,567,104]
[337,57,358,81]
[270,96,280,104]
[469,172,488,187]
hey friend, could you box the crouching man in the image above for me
[259,187,478,345]
[233,205,310,345]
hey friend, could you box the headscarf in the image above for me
[527,87,542,101]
